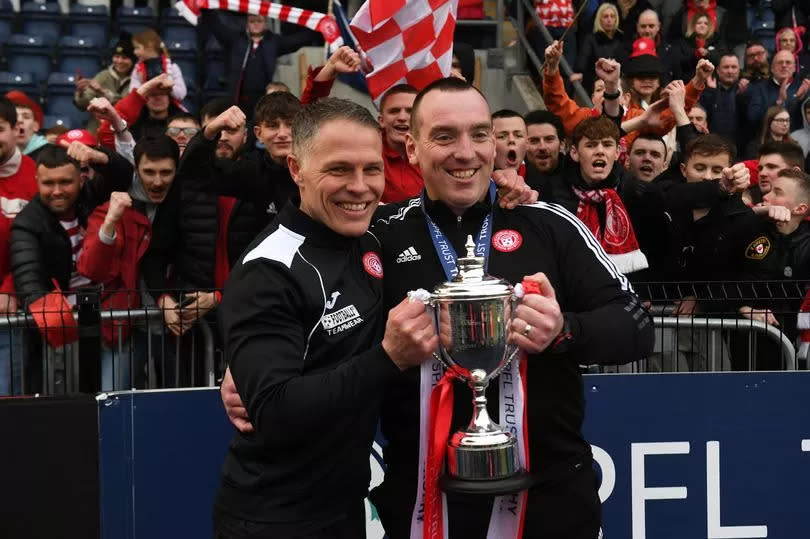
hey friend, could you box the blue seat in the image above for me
[162,7,196,42]
[47,72,78,93]
[46,93,88,128]
[0,0,14,43]
[42,114,73,129]
[117,6,154,36]
[67,5,109,45]
[57,36,101,76]
[6,35,53,84]
[166,40,197,83]
[0,72,39,96]
[21,2,62,39]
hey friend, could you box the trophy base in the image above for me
[439,470,533,496]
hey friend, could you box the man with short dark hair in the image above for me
[368,77,654,539]
[165,112,200,156]
[700,52,749,147]
[627,134,668,183]
[687,103,709,133]
[214,97,435,538]
[523,109,565,193]
[492,109,527,173]
[743,140,806,205]
[5,91,48,160]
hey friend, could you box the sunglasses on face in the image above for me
[166,127,199,137]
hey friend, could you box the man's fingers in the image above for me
[232,418,255,433]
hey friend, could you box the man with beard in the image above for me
[492,109,527,173]
[174,99,255,333]
[741,40,770,91]
[522,110,565,194]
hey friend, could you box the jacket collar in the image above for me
[421,189,493,229]
[277,198,354,250]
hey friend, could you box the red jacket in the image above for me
[0,154,37,294]
[77,202,152,344]
[96,91,148,149]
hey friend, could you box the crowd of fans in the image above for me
[0,0,809,394]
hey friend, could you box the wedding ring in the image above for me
[522,324,532,337]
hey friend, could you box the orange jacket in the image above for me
[542,69,704,146]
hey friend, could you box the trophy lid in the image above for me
[431,235,514,301]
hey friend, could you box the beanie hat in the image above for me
[4,90,43,127]
[111,32,137,64]
[57,129,98,147]
[625,37,663,78]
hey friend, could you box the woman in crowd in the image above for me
[73,34,136,133]
[678,11,721,81]
[575,3,624,95]
[745,105,798,159]
[128,29,187,102]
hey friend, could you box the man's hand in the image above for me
[594,58,621,92]
[221,366,254,433]
[569,73,583,82]
[87,97,121,126]
[65,141,108,165]
[0,293,18,315]
[739,306,779,326]
[204,106,246,140]
[666,80,687,111]
[623,97,669,132]
[137,73,173,98]
[674,296,697,317]
[706,74,717,89]
[752,203,791,223]
[316,46,361,82]
[179,291,218,324]
[508,273,564,354]
[381,297,438,371]
[544,40,563,76]
[75,77,93,92]
[103,192,132,235]
[693,59,715,87]
[160,295,184,336]
[796,78,810,101]
[493,168,538,209]
[777,79,789,106]
[737,77,750,95]
[719,162,750,193]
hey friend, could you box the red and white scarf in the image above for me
[797,289,810,361]
[415,335,530,538]
[175,0,343,50]
[572,186,648,274]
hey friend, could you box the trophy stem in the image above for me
[468,378,498,433]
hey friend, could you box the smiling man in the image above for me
[365,78,654,539]
[214,97,435,539]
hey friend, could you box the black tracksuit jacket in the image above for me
[215,202,400,527]
[369,194,654,535]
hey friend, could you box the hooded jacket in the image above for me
[790,97,810,156]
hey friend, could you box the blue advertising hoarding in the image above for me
[98,372,810,538]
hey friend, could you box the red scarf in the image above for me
[572,186,648,274]
[687,0,717,28]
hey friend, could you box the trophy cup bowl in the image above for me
[426,236,532,495]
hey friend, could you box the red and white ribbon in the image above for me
[413,338,529,538]
[175,0,343,50]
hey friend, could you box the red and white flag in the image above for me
[350,0,458,103]
[175,0,343,50]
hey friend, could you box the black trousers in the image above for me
[213,502,366,539]
[373,460,601,539]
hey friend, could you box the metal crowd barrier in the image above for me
[0,293,219,396]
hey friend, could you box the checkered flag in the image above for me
[350,0,458,103]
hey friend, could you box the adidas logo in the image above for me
[396,246,421,263]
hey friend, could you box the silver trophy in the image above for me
[425,235,531,495]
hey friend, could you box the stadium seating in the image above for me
[46,72,88,127]
[0,0,14,43]
[21,2,62,43]
[67,4,109,46]
[6,34,53,84]
[203,38,225,91]
[161,7,196,43]
[0,71,39,97]
[166,40,197,84]
[116,6,154,36]
[57,36,101,76]
[42,114,73,129]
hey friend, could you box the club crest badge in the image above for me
[745,236,771,260]
[362,252,383,278]
[491,230,523,253]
